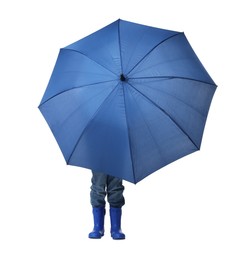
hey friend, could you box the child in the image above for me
[88,171,125,239]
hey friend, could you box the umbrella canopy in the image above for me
[39,19,217,184]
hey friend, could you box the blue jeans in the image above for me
[90,171,125,208]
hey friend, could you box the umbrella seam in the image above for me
[125,84,168,180]
[127,82,200,150]
[126,32,182,76]
[46,85,118,132]
[117,19,124,74]
[129,79,212,118]
[38,80,117,107]
[62,48,119,77]
[122,84,137,184]
[130,76,217,87]
[66,82,120,164]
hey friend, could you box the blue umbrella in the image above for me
[39,19,216,184]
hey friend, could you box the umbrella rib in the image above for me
[117,19,124,73]
[125,84,169,168]
[127,82,200,150]
[63,48,119,76]
[39,79,117,107]
[136,81,206,117]
[67,82,120,164]
[126,32,182,76]
[122,85,137,184]
[130,76,217,87]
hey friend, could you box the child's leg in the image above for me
[90,171,107,208]
[89,171,107,239]
[107,175,125,239]
[107,175,125,208]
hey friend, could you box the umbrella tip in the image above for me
[120,74,126,82]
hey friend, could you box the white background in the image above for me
[1,0,227,259]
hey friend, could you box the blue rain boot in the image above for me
[110,207,125,240]
[89,207,105,239]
